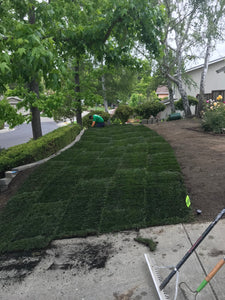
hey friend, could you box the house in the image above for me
[0,96,28,115]
[174,56,225,101]
[156,85,169,99]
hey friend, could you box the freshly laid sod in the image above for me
[0,125,191,253]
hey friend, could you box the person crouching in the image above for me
[89,114,105,127]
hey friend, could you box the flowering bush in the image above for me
[217,95,223,101]
[202,97,225,133]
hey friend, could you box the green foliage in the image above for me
[1,0,165,137]
[0,120,4,130]
[0,98,25,128]
[51,95,77,123]
[113,105,133,124]
[0,125,190,253]
[82,110,110,128]
[135,100,165,118]
[0,124,82,178]
[202,104,225,133]
[175,96,198,111]
[129,93,146,107]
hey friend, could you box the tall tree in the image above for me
[52,0,165,125]
[158,0,207,117]
[1,0,59,139]
[1,0,165,131]
[196,0,225,117]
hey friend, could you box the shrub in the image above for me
[82,110,110,128]
[0,124,82,178]
[135,101,165,118]
[129,93,146,107]
[175,95,198,111]
[202,104,225,133]
[112,105,133,124]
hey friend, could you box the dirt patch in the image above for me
[0,250,43,284]
[146,118,225,221]
[0,240,113,286]
[47,241,113,274]
[208,248,225,257]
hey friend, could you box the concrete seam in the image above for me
[182,223,219,300]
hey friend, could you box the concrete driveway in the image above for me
[1,219,225,300]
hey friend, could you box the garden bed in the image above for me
[146,118,225,221]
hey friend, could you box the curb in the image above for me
[0,129,85,192]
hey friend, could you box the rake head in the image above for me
[144,253,170,300]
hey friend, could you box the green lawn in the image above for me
[0,125,191,253]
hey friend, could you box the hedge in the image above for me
[0,124,82,178]
[112,105,133,124]
[175,96,198,110]
[135,101,165,118]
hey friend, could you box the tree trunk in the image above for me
[167,80,175,113]
[197,40,212,117]
[102,74,109,113]
[178,82,192,117]
[28,4,42,140]
[74,61,82,126]
[167,73,191,117]
[29,79,42,140]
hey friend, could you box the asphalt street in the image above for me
[0,110,107,149]
[0,113,89,149]
[0,118,63,149]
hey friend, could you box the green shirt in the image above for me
[93,114,104,123]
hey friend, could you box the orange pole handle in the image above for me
[205,258,225,282]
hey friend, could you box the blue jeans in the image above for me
[96,122,105,127]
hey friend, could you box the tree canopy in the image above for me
[1,0,165,137]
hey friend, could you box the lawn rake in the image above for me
[145,208,225,300]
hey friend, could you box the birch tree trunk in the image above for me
[178,82,192,116]
[167,80,175,113]
[102,74,109,113]
[167,73,192,117]
[175,30,192,117]
[197,40,212,117]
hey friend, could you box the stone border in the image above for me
[0,129,85,192]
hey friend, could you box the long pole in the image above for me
[160,208,225,291]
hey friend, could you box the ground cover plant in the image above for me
[0,125,190,253]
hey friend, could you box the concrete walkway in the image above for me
[1,219,225,300]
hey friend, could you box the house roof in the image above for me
[0,96,22,104]
[156,85,169,95]
[186,56,225,73]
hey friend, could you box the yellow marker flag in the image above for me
[186,195,191,207]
